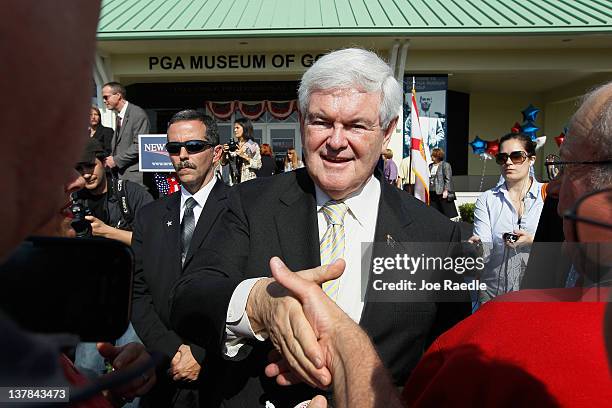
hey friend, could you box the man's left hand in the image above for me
[442,190,448,199]
[97,342,156,402]
[105,156,117,168]
[169,344,201,382]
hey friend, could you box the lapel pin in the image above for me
[167,221,173,227]
[386,234,397,248]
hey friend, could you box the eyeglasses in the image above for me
[495,151,529,166]
[562,189,612,280]
[563,188,612,243]
[102,93,118,101]
[165,140,214,154]
[545,154,612,181]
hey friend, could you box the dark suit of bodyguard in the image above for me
[131,110,228,408]
[169,49,471,407]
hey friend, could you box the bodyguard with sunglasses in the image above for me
[131,110,229,408]
[471,133,545,304]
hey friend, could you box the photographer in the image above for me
[220,117,261,185]
[74,139,154,399]
[74,139,153,245]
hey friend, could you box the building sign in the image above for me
[138,134,174,172]
[403,76,448,161]
[147,53,324,72]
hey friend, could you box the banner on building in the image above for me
[138,134,174,172]
[403,76,448,160]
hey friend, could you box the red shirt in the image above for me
[403,289,612,407]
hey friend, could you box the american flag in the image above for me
[154,173,181,196]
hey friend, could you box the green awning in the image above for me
[98,0,612,40]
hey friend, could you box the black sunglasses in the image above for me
[495,151,529,166]
[545,154,612,181]
[165,140,214,154]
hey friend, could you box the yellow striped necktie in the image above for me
[320,200,348,301]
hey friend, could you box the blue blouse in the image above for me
[473,178,545,302]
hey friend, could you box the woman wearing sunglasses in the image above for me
[472,132,545,304]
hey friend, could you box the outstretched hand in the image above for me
[246,257,346,389]
[262,257,355,388]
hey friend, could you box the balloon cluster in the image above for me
[469,103,547,160]
[469,136,497,160]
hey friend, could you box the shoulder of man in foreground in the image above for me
[402,291,612,407]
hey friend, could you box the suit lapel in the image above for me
[274,170,320,271]
[360,179,417,323]
[183,180,228,268]
[162,192,182,272]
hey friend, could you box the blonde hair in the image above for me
[383,149,393,159]
[285,148,299,169]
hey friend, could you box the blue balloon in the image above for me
[522,104,540,123]
[521,121,539,134]
[470,136,487,154]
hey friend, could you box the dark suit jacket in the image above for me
[170,169,470,407]
[92,125,114,156]
[131,179,229,405]
[111,102,150,186]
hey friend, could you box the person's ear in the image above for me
[212,145,223,163]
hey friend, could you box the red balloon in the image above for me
[555,133,565,147]
[511,122,521,134]
[485,139,500,157]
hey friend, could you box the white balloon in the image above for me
[480,152,493,160]
[535,136,547,150]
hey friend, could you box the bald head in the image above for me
[558,82,612,223]
[562,82,612,169]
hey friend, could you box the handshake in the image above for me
[247,257,402,408]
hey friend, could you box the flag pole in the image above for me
[407,76,415,196]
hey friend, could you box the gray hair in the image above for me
[298,48,402,130]
[103,81,126,98]
[167,109,220,145]
[568,82,612,187]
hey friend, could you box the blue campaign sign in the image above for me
[138,134,174,172]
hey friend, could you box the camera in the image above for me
[503,232,519,243]
[227,139,238,152]
[70,193,93,238]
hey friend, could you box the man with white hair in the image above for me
[170,48,470,407]
[264,81,612,408]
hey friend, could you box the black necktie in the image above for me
[113,115,122,154]
[181,197,197,264]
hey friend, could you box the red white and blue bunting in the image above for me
[205,100,297,121]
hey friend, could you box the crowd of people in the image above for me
[1,2,611,408]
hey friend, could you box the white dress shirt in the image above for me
[224,176,381,358]
[179,176,217,224]
[117,101,128,126]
